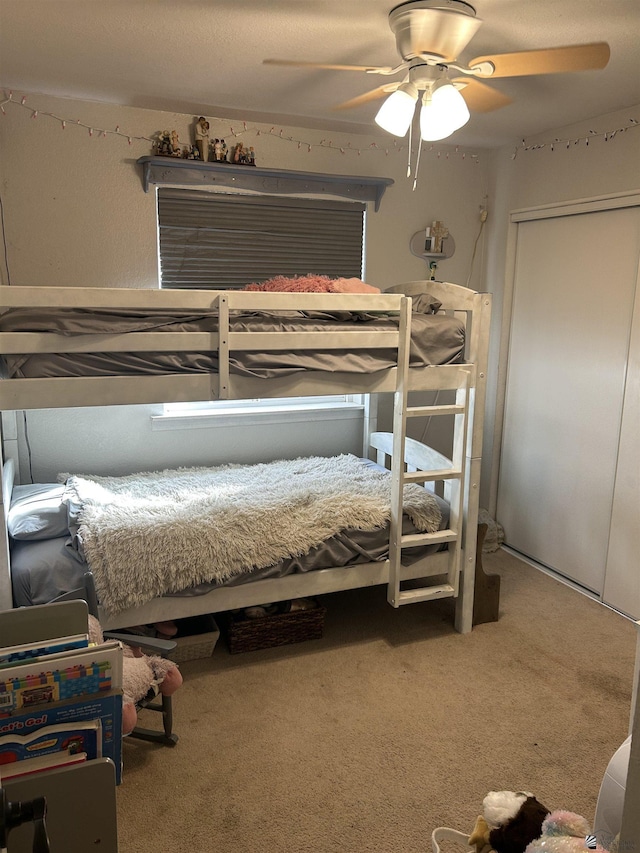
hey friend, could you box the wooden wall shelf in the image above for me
[137,157,393,211]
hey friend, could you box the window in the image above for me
[155,188,367,418]
[157,189,365,290]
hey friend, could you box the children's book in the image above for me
[0,633,89,669]
[0,748,88,781]
[0,719,100,763]
[0,639,124,784]
[0,690,123,784]
[0,640,123,714]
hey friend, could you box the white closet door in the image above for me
[498,205,640,594]
[603,263,640,617]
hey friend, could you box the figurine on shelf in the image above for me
[155,130,173,157]
[232,142,245,164]
[194,116,210,162]
[237,143,255,165]
[430,220,449,254]
[220,139,228,161]
[213,138,225,161]
[185,144,201,160]
[169,129,182,157]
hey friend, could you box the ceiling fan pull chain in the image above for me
[407,122,413,177]
[412,139,423,192]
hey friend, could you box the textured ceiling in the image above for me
[1,0,639,148]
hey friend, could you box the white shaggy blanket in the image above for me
[62,455,441,615]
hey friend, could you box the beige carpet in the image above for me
[115,550,637,853]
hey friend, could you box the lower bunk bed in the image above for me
[3,439,456,633]
[0,279,492,634]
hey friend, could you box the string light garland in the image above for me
[5,91,635,171]
[0,92,153,145]
[0,91,480,167]
[511,117,639,159]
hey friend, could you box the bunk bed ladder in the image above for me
[385,300,472,608]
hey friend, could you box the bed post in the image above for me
[0,454,15,612]
[363,393,379,459]
[0,411,20,611]
[454,290,492,634]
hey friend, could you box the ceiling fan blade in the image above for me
[332,83,401,111]
[263,58,394,73]
[469,42,610,78]
[454,78,513,113]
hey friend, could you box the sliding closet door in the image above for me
[603,265,640,617]
[498,204,640,595]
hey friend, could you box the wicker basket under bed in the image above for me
[224,603,326,654]
[167,614,221,663]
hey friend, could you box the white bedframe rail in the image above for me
[0,456,13,621]
[0,287,410,409]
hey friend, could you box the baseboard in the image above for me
[500,545,636,623]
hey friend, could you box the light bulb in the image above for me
[420,83,470,141]
[433,83,470,130]
[374,83,418,137]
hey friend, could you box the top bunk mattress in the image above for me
[0,292,465,379]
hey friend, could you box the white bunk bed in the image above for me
[0,280,491,634]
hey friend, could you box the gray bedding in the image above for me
[0,295,465,379]
[10,509,448,609]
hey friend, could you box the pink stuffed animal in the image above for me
[88,615,183,735]
[524,810,608,853]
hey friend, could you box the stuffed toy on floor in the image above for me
[468,791,550,853]
[88,614,183,735]
[524,810,608,853]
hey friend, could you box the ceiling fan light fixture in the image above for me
[419,82,470,140]
[374,81,419,136]
[433,81,470,126]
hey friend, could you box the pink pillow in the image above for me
[244,275,334,292]
[331,277,380,294]
[243,275,379,293]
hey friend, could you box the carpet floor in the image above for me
[115,549,637,853]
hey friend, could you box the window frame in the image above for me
[155,186,369,421]
[156,188,366,291]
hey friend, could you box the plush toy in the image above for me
[468,816,495,853]
[88,615,183,735]
[524,810,608,852]
[469,791,550,853]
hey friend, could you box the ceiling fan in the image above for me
[264,0,610,141]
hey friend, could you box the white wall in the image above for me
[0,94,490,481]
[481,105,640,513]
[5,94,636,496]
[11,405,368,482]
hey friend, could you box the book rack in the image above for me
[0,600,121,852]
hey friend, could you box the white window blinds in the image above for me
[157,189,365,290]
